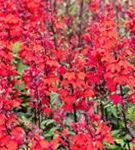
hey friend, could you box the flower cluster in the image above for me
[0,0,135,150]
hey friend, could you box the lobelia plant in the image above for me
[0,0,135,150]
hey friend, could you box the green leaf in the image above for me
[18,63,28,75]
[104,141,120,150]
[127,106,135,121]
[50,92,59,104]
[111,106,118,118]
[41,119,55,127]
[21,102,29,108]
[104,101,112,109]
[115,139,125,146]
[111,130,121,138]
[12,42,21,53]
[44,127,59,140]
[14,80,25,92]
[123,86,130,94]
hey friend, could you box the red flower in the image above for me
[110,94,123,105]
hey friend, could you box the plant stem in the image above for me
[116,105,119,128]
[104,107,108,121]
[120,85,131,150]
[73,103,78,134]
[73,103,77,123]
[78,0,84,47]
[84,112,94,138]
[100,100,104,121]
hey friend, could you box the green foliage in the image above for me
[127,106,135,121]
[12,42,21,53]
